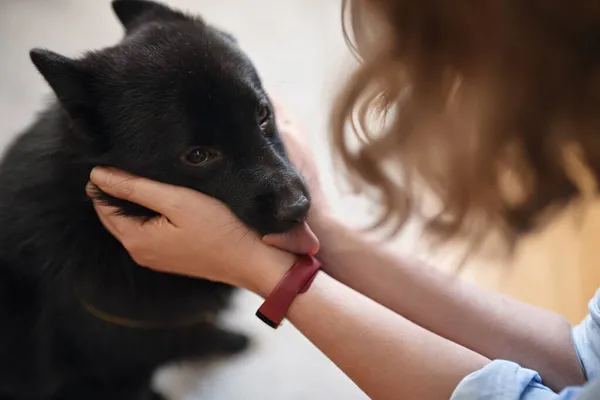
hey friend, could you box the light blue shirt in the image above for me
[451,289,600,399]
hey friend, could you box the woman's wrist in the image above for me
[242,246,298,297]
[309,210,357,261]
[307,208,341,239]
[241,208,348,297]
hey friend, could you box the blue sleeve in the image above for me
[451,360,584,399]
[572,289,600,381]
[452,289,600,400]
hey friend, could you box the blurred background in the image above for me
[0,0,598,399]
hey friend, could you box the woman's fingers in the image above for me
[93,201,134,239]
[89,167,192,222]
[86,182,140,239]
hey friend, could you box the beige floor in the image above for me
[0,1,597,399]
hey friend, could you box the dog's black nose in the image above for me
[275,195,310,223]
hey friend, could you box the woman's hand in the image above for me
[88,97,329,289]
[88,167,296,292]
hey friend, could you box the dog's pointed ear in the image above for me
[30,49,94,119]
[111,0,187,31]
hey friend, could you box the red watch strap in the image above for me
[256,255,322,329]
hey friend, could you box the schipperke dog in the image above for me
[0,1,311,399]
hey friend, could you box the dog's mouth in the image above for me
[262,220,320,256]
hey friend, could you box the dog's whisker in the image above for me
[236,228,253,246]
[220,219,244,229]
[224,223,250,239]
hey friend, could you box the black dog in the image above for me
[0,1,310,399]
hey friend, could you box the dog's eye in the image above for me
[257,105,271,129]
[183,148,218,166]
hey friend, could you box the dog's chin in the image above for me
[247,218,312,240]
[241,217,299,238]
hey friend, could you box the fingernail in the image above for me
[85,181,96,197]
[89,166,113,187]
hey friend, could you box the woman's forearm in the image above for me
[311,215,585,391]
[253,254,489,400]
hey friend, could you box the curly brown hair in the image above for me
[333,0,600,243]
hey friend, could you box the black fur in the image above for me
[0,1,310,399]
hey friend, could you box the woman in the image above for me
[88,1,600,398]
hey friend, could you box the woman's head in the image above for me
[334,0,600,242]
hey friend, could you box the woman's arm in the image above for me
[267,95,584,390]
[310,212,585,391]
[88,167,488,399]
[86,166,580,398]
[253,252,490,400]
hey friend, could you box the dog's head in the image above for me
[30,0,310,236]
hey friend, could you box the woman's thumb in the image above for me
[90,167,183,217]
[262,221,320,256]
